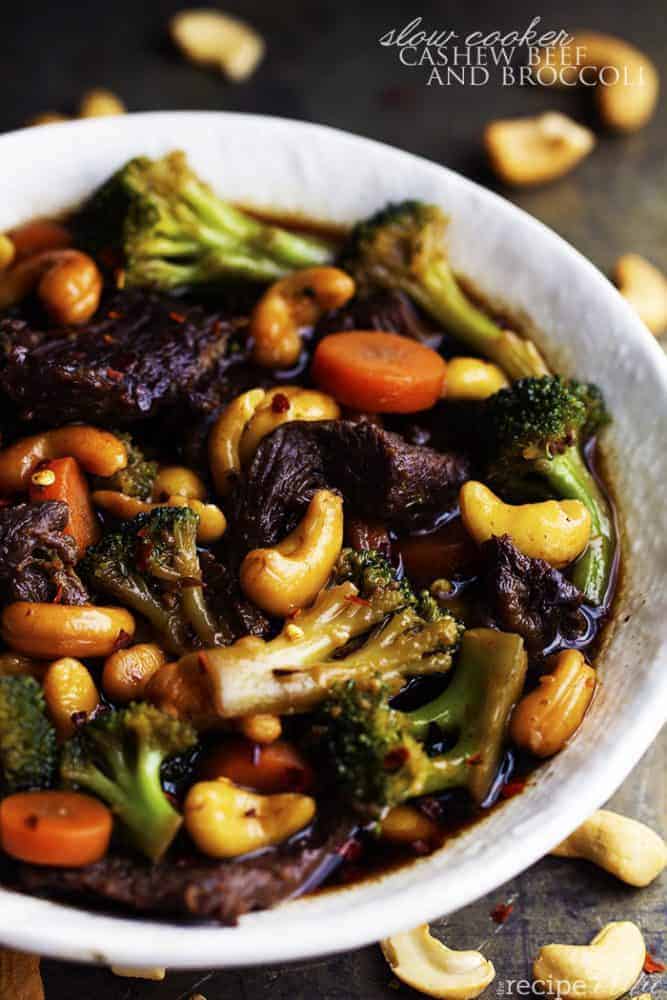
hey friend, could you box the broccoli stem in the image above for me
[181,584,223,647]
[415,263,549,380]
[536,446,615,605]
[408,628,527,803]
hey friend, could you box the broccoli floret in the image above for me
[80,506,226,655]
[339,201,548,380]
[0,676,57,793]
[318,628,527,816]
[174,551,463,719]
[61,702,197,861]
[93,432,157,499]
[487,375,614,605]
[75,151,334,290]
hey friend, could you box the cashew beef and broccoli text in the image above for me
[0,152,617,924]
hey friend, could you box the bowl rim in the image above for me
[0,110,665,969]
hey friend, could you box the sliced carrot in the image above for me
[0,790,112,866]
[200,739,314,794]
[29,456,100,555]
[397,518,480,586]
[9,219,72,261]
[312,330,447,413]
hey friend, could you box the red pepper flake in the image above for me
[384,747,409,772]
[490,901,514,924]
[345,594,371,607]
[271,392,291,414]
[500,779,526,800]
[24,814,39,830]
[644,953,666,974]
[337,837,362,862]
[107,310,122,320]
[106,368,124,382]
[169,311,186,323]
[52,584,64,605]
[466,752,483,766]
[103,334,116,345]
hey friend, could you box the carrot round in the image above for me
[29,456,100,555]
[0,790,112,866]
[200,739,314,794]
[312,331,447,413]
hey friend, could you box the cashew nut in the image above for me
[146,658,219,730]
[152,465,207,501]
[250,267,355,368]
[510,649,596,757]
[79,88,126,118]
[2,603,135,659]
[485,112,595,187]
[111,966,166,981]
[446,357,509,400]
[0,235,14,272]
[170,8,265,82]
[209,385,339,496]
[0,426,127,494]
[615,254,667,336]
[535,33,659,133]
[240,490,344,616]
[103,643,169,703]
[25,111,70,127]
[380,805,439,846]
[43,657,100,738]
[8,219,71,261]
[239,713,282,744]
[0,249,102,325]
[381,925,495,1000]
[459,481,591,567]
[533,922,646,1000]
[551,810,667,887]
[91,490,226,544]
[184,776,315,858]
[238,386,341,465]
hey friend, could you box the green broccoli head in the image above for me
[75,151,334,290]
[61,702,197,861]
[316,629,527,816]
[81,507,225,654]
[334,547,415,608]
[94,432,157,499]
[0,676,57,793]
[339,201,548,379]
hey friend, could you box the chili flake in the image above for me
[490,901,514,923]
[106,368,124,382]
[499,779,526,799]
[169,311,186,323]
[643,952,666,974]
[271,392,291,414]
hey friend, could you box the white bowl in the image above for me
[0,112,665,969]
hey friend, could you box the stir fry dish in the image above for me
[0,152,617,925]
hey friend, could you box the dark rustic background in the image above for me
[1,0,665,996]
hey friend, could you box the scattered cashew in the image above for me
[445,357,509,400]
[535,33,659,133]
[0,249,102,325]
[485,112,595,187]
[381,925,495,1000]
[184,776,315,858]
[0,426,127,494]
[459,481,591,567]
[551,810,667,887]
[1,602,135,659]
[111,967,166,981]
[239,712,282,744]
[238,386,340,465]
[79,88,126,118]
[43,657,100,739]
[510,649,596,757]
[240,490,344,616]
[103,642,168,703]
[250,267,355,368]
[152,465,207,501]
[92,490,226,544]
[614,254,667,336]
[380,805,439,845]
[170,8,265,82]
[209,385,339,496]
[533,922,646,1000]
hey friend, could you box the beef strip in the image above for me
[233,420,471,551]
[199,550,270,640]
[0,289,249,426]
[0,501,88,604]
[480,534,588,653]
[316,289,442,347]
[15,817,355,924]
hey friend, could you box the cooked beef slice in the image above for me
[0,501,89,604]
[481,534,588,653]
[16,818,354,924]
[0,290,249,426]
[234,420,471,551]
[199,550,270,640]
[316,289,441,346]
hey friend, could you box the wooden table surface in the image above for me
[0,0,665,996]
